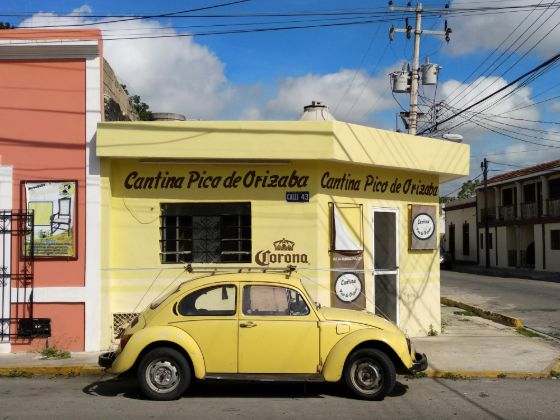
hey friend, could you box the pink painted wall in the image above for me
[11,303,85,352]
[0,59,86,287]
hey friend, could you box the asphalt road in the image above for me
[0,376,559,419]
[441,270,560,336]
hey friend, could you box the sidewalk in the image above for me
[1,305,559,379]
[413,305,560,378]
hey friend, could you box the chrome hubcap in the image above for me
[146,360,180,394]
[351,361,383,394]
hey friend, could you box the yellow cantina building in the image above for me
[96,120,469,349]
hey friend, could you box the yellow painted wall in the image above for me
[99,158,444,347]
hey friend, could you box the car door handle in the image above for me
[240,322,257,328]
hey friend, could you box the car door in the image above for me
[171,283,238,373]
[238,283,320,374]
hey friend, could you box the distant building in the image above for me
[444,159,560,272]
[442,197,477,263]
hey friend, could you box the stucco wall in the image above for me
[99,159,442,346]
[544,223,560,272]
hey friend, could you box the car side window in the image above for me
[178,285,236,316]
[242,285,310,316]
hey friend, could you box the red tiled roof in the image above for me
[486,159,560,185]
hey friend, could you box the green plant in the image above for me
[440,372,464,380]
[515,327,540,338]
[427,324,438,336]
[405,371,427,379]
[453,310,477,317]
[40,347,71,360]
[6,369,32,378]
[549,370,559,378]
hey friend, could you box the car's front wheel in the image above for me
[137,347,191,401]
[344,348,396,400]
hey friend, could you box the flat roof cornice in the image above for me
[96,121,470,182]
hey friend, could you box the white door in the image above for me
[372,208,399,324]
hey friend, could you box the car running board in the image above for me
[204,373,325,383]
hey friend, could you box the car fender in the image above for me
[321,328,413,382]
[108,325,206,379]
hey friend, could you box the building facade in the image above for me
[96,121,469,347]
[0,31,470,352]
[477,160,560,271]
[444,160,560,273]
[0,30,103,352]
[442,197,477,263]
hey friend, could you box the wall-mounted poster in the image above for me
[410,204,437,250]
[25,181,76,257]
[329,203,366,310]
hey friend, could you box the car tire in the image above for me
[343,348,396,400]
[137,347,191,401]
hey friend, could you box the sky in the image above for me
[2,0,560,196]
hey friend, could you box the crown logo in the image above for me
[273,238,295,251]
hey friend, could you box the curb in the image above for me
[441,296,523,328]
[423,369,552,379]
[0,365,105,377]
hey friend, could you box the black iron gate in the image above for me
[0,210,50,341]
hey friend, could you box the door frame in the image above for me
[0,166,13,350]
[371,207,400,325]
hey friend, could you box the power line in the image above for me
[442,0,553,110]
[418,51,560,135]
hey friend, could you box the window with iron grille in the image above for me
[160,202,251,264]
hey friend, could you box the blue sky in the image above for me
[2,1,560,195]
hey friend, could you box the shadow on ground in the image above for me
[83,375,409,400]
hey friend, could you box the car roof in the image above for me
[177,271,304,292]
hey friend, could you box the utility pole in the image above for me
[389,2,451,135]
[481,158,490,268]
[409,3,422,135]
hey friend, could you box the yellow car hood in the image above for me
[318,307,399,332]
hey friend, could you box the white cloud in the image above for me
[488,142,560,167]
[18,8,395,123]
[263,69,393,122]
[436,76,539,142]
[448,0,560,57]
[549,101,560,114]
[19,7,236,119]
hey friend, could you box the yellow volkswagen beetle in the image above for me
[99,270,427,401]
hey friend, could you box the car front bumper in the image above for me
[98,351,116,369]
[411,352,428,373]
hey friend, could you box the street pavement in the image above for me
[441,269,560,336]
[1,375,560,419]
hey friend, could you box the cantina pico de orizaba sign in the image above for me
[123,169,438,197]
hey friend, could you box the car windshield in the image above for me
[149,286,180,310]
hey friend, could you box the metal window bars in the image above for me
[1,210,50,341]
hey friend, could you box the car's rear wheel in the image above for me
[137,347,191,401]
[343,348,396,400]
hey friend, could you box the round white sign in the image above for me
[335,273,362,303]
[412,213,435,240]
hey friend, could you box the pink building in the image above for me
[0,30,104,352]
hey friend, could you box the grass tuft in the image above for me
[515,327,540,338]
[6,369,33,378]
[40,347,71,360]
